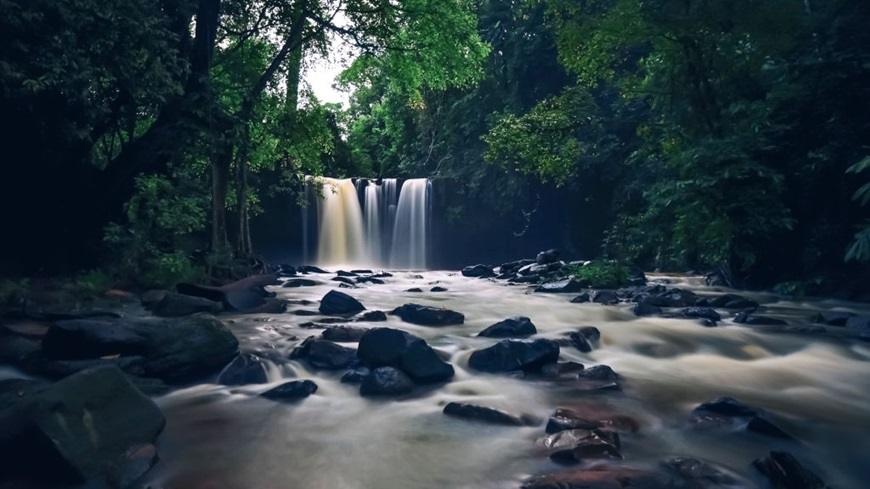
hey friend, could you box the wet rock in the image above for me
[390,303,464,326]
[477,316,537,338]
[176,274,279,312]
[107,443,160,489]
[430,286,448,292]
[322,325,369,342]
[592,290,619,305]
[358,310,388,322]
[536,249,560,265]
[499,259,535,275]
[40,315,239,383]
[691,397,793,440]
[151,292,223,317]
[535,278,585,293]
[282,278,318,288]
[541,361,585,377]
[548,431,622,464]
[218,353,268,386]
[357,328,454,384]
[290,337,357,370]
[753,451,830,489]
[664,457,747,489]
[521,467,671,489]
[0,335,39,364]
[261,380,318,401]
[406,287,424,292]
[734,310,788,325]
[570,293,591,303]
[0,321,49,339]
[633,301,662,317]
[140,290,168,309]
[812,311,855,326]
[709,294,758,309]
[462,264,495,278]
[443,402,534,426]
[647,288,700,307]
[578,326,601,343]
[332,276,356,285]
[356,276,385,285]
[0,366,165,482]
[340,367,370,384]
[683,307,721,323]
[697,318,717,327]
[577,365,619,381]
[27,355,146,379]
[845,315,870,334]
[546,406,640,433]
[509,274,542,284]
[319,290,366,316]
[240,297,287,314]
[568,332,592,352]
[336,270,358,277]
[360,366,414,396]
[468,339,560,374]
[299,265,330,273]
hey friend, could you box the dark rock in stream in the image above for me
[107,443,160,489]
[462,264,494,277]
[390,303,464,326]
[319,290,366,316]
[812,311,855,326]
[499,259,535,275]
[290,337,357,370]
[340,367,370,384]
[568,332,592,352]
[546,406,640,433]
[592,290,619,305]
[577,365,619,381]
[406,287,424,292]
[468,339,560,374]
[709,293,758,309]
[477,316,537,338]
[646,288,700,307]
[547,430,622,464]
[360,366,414,396]
[321,325,369,342]
[691,396,794,440]
[299,265,330,273]
[664,457,748,489]
[0,366,165,483]
[0,335,40,364]
[734,310,788,325]
[521,467,671,489]
[541,361,585,378]
[336,270,358,277]
[443,402,535,426]
[151,292,223,317]
[282,278,319,287]
[682,307,722,323]
[534,279,585,293]
[357,328,454,384]
[358,310,388,322]
[753,451,831,489]
[430,286,448,292]
[570,293,591,303]
[40,315,239,383]
[536,249,560,264]
[261,380,318,401]
[176,274,279,313]
[331,276,356,285]
[509,274,542,284]
[218,353,268,385]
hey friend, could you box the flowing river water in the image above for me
[139,271,870,489]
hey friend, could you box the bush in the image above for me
[566,260,630,289]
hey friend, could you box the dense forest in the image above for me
[1,0,868,298]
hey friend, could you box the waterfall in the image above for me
[390,179,430,269]
[302,177,430,268]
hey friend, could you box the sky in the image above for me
[303,59,351,107]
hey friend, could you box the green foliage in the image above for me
[565,260,630,289]
[0,278,30,306]
[61,269,114,301]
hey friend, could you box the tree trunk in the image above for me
[211,141,232,252]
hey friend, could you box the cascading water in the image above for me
[303,177,429,269]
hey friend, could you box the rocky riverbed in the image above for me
[2,260,870,489]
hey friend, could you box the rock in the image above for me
[499,259,535,275]
[468,339,559,373]
[522,467,671,489]
[709,294,755,308]
[299,265,330,273]
[753,451,830,489]
[357,328,454,384]
[547,431,622,464]
[340,367,370,384]
[218,353,268,385]
[140,290,168,309]
[0,321,49,339]
[812,311,855,326]
[430,286,448,292]
[358,310,388,322]
[261,380,318,401]
[536,249,560,264]
[462,264,494,278]
[351,269,373,275]
[734,310,788,325]
[360,366,414,396]
[443,402,533,426]
[647,288,700,307]
[40,315,239,383]
[577,365,619,381]
[27,355,147,379]
[578,326,601,343]
[290,337,357,370]
[0,366,165,482]
[570,293,591,303]
[319,290,366,316]
[535,279,585,293]
[592,290,619,305]
[509,274,541,284]
[356,276,385,285]
[633,301,662,317]
[151,292,223,317]
[541,361,585,377]
[390,303,464,326]
[568,332,592,353]
[282,278,318,287]
[627,266,647,286]
[546,406,640,433]
[177,274,279,313]
[477,316,537,338]
[321,325,369,342]
[691,397,793,439]
[845,315,870,333]
[697,318,717,327]
[332,276,356,285]
[336,270,358,277]
[683,307,721,322]
[107,443,160,489]
[406,287,423,292]
[664,457,746,489]
[0,335,39,364]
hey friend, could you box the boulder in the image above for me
[535,279,585,293]
[390,303,464,326]
[592,290,619,305]
[177,274,279,313]
[332,276,356,285]
[360,366,414,396]
[357,328,454,384]
[536,249,560,264]
[683,307,721,323]
[290,337,357,370]
[321,325,369,342]
[40,315,239,383]
[340,367,370,384]
[547,431,622,464]
[468,339,559,373]
[0,366,165,482]
[358,310,388,322]
[461,264,494,278]
[477,316,537,338]
[709,294,758,309]
[691,397,793,439]
[282,278,318,288]
[218,353,269,385]
[734,310,788,325]
[498,259,535,275]
[812,311,855,326]
[107,443,160,489]
[753,451,830,489]
[261,380,318,402]
[151,292,223,317]
[522,467,671,489]
[577,365,619,381]
[509,274,542,284]
[546,406,640,434]
[568,332,591,353]
[664,457,747,489]
[319,290,366,316]
[0,335,40,364]
[299,265,330,273]
[430,286,448,292]
[443,402,534,426]
[570,293,591,303]
[646,288,700,307]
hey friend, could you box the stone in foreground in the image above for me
[390,303,465,326]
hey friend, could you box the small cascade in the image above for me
[390,178,430,269]
[301,177,430,268]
